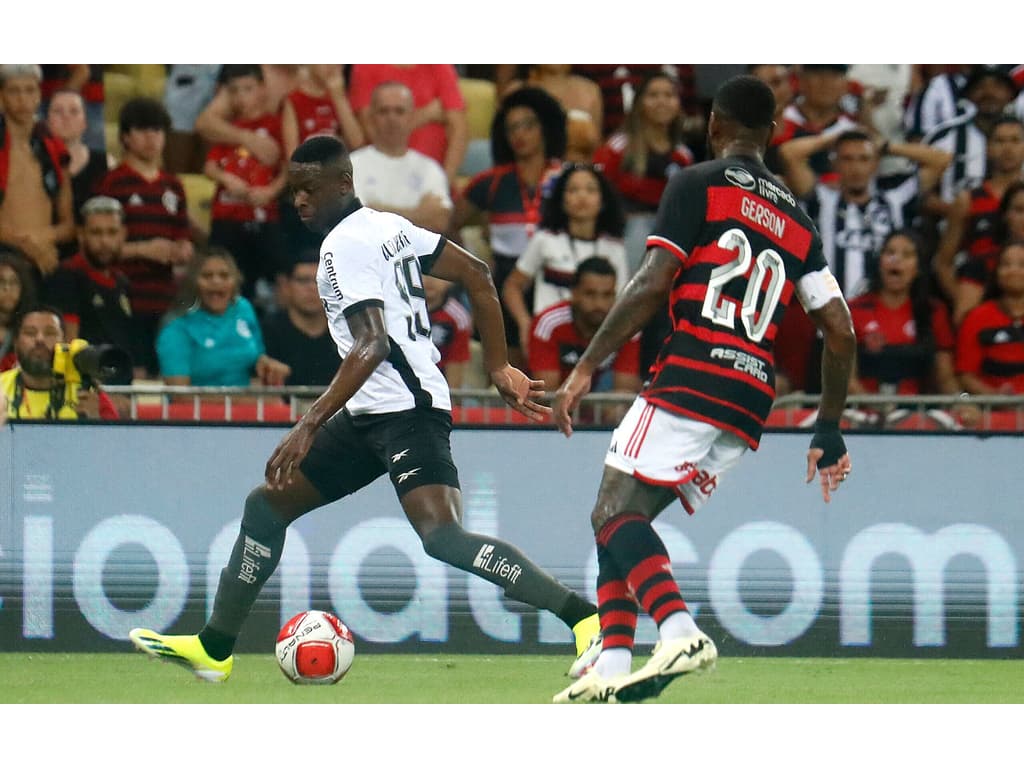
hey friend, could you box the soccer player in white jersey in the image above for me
[129,135,601,682]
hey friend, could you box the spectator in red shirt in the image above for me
[948,177,1024,326]
[848,229,959,398]
[95,97,193,376]
[0,247,37,371]
[957,241,1024,395]
[425,274,473,388]
[204,65,288,309]
[348,64,468,186]
[593,72,695,276]
[529,256,641,395]
[281,65,364,159]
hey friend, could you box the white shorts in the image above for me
[604,397,749,514]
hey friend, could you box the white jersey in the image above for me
[514,229,630,315]
[317,200,451,416]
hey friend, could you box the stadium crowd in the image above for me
[1,63,1023,424]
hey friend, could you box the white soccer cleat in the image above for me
[612,631,717,703]
[552,668,621,704]
[568,632,603,679]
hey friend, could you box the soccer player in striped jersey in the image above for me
[129,135,601,682]
[552,75,857,704]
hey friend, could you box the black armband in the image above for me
[810,419,846,469]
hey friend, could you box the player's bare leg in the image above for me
[400,484,600,671]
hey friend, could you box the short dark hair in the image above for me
[218,64,263,85]
[119,97,171,135]
[834,129,875,150]
[712,75,776,131]
[988,115,1024,138]
[540,163,626,238]
[572,256,617,287]
[13,305,65,336]
[291,134,350,166]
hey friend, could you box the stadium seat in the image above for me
[457,78,497,179]
[105,123,122,162]
[458,78,497,141]
[103,72,137,125]
[179,173,216,235]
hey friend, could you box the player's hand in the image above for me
[552,366,592,438]
[806,450,852,503]
[490,364,551,422]
[265,421,316,490]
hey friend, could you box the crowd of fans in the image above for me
[1,63,1023,424]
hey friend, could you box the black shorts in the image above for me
[299,407,460,502]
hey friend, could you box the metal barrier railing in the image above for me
[99,385,1024,431]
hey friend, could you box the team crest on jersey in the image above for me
[725,166,757,191]
[236,318,253,339]
[162,189,179,214]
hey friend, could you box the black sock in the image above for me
[422,522,596,630]
[200,489,288,656]
[198,626,236,661]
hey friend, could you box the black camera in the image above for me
[53,340,133,386]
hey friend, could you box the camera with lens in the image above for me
[52,338,133,387]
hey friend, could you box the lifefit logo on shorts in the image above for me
[239,536,272,585]
[391,449,411,463]
[397,468,421,484]
[472,544,523,584]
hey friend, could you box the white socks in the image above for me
[659,610,699,643]
[595,648,633,678]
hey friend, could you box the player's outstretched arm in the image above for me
[429,240,550,421]
[553,247,678,437]
[265,306,390,489]
[806,296,857,502]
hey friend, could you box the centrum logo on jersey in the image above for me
[472,544,522,584]
[725,166,757,191]
[322,252,344,300]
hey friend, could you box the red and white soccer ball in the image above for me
[276,610,355,685]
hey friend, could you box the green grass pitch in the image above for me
[2,653,1022,703]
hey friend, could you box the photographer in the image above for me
[0,306,120,420]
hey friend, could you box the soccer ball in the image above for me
[276,610,355,685]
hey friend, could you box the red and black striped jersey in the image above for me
[955,300,1024,393]
[644,156,831,448]
[957,182,1002,286]
[94,163,189,316]
[849,293,955,394]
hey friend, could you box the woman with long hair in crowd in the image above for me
[501,162,627,356]
[952,180,1024,325]
[156,248,290,389]
[593,71,695,274]
[848,229,960,397]
[453,86,566,368]
[956,241,1024,396]
[0,249,37,371]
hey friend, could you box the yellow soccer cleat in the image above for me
[568,613,602,678]
[129,628,234,683]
